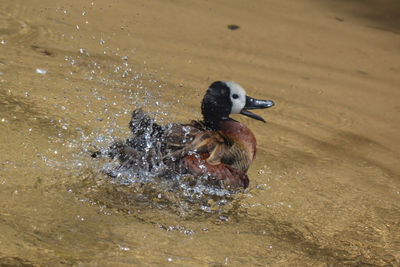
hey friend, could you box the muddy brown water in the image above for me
[1,0,399,265]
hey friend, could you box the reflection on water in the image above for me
[0,0,399,265]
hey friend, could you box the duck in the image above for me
[100,81,274,189]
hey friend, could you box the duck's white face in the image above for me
[225,81,246,114]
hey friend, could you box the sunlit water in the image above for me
[1,0,399,265]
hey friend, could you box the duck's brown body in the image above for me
[168,119,257,188]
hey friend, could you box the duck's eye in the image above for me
[232,94,239,99]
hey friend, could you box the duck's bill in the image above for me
[240,96,274,122]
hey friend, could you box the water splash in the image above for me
[39,50,239,217]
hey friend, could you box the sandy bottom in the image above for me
[0,0,399,265]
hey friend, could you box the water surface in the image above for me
[0,0,399,265]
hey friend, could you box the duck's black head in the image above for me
[201,81,275,130]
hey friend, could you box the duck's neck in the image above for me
[203,115,228,131]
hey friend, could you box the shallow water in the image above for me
[1,0,400,265]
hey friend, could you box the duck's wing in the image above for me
[162,129,230,166]
[220,145,252,173]
[190,131,228,165]
[162,123,202,150]
[108,141,158,170]
[129,108,164,137]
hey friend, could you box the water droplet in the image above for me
[219,216,228,222]
[36,68,47,75]
[117,244,130,251]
